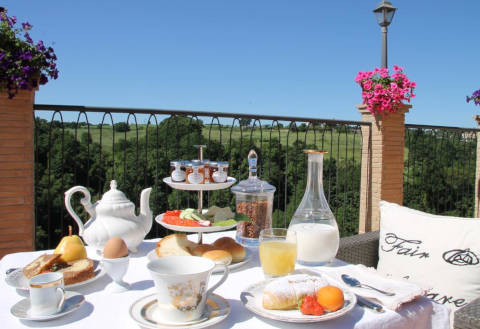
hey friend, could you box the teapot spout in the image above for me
[140,187,152,217]
[139,187,153,235]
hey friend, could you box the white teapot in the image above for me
[64,180,152,253]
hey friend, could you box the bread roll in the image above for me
[202,250,232,265]
[219,242,246,263]
[212,237,246,262]
[212,237,236,247]
[192,244,216,256]
[262,274,328,310]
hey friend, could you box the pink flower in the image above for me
[354,65,416,115]
[363,80,373,90]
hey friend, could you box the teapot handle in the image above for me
[64,186,94,236]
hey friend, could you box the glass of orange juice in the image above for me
[259,228,297,278]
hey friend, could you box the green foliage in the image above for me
[114,122,130,132]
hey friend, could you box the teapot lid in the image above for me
[100,180,133,205]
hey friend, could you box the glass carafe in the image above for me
[288,150,339,266]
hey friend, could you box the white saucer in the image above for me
[10,291,85,321]
[146,248,252,273]
[129,293,230,329]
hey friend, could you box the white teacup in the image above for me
[29,272,66,316]
[147,256,229,324]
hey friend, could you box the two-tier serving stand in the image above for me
[156,145,237,244]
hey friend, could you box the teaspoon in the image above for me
[341,274,396,296]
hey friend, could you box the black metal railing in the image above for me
[33,104,368,249]
[404,124,478,217]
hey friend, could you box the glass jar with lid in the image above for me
[170,160,186,182]
[231,150,275,246]
[288,150,339,266]
[203,159,211,184]
[186,162,204,184]
[212,161,229,183]
[209,161,218,182]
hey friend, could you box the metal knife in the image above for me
[356,295,384,313]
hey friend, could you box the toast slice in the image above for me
[23,254,63,279]
[155,233,197,257]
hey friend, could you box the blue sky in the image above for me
[4,0,480,127]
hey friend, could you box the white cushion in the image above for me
[377,200,480,312]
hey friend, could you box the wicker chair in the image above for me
[337,232,480,329]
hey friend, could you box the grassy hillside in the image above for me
[65,124,364,162]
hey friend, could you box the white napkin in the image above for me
[322,264,429,310]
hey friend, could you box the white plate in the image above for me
[5,260,106,290]
[155,213,238,233]
[163,177,236,191]
[10,291,85,321]
[129,293,230,329]
[240,270,357,323]
[146,249,252,273]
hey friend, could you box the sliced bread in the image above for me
[23,254,63,279]
[155,233,198,257]
[56,258,94,285]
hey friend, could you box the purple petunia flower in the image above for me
[1,8,59,98]
[39,74,48,85]
[20,51,32,61]
[21,22,32,30]
[466,89,480,106]
[36,40,45,52]
[24,32,33,44]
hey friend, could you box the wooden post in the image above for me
[0,89,36,257]
[358,103,411,232]
[474,115,480,218]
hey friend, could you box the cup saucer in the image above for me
[10,291,85,321]
[129,293,230,329]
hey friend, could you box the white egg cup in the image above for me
[102,256,130,293]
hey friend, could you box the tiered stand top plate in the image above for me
[162,177,236,191]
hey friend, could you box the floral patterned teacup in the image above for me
[147,256,228,324]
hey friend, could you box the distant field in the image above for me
[63,124,364,162]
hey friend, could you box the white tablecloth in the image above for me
[0,231,450,329]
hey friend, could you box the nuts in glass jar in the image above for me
[236,200,270,238]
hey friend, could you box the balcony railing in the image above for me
[33,104,479,250]
[404,124,478,217]
[34,104,368,249]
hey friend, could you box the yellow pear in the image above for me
[54,226,87,262]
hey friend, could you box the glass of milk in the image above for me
[288,150,339,266]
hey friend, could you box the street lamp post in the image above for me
[373,1,397,68]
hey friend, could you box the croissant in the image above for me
[262,274,328,310]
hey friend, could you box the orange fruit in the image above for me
[316,285,344,312]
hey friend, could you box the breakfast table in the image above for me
[0,230,450,329]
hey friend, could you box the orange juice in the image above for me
[259,240,297,276]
